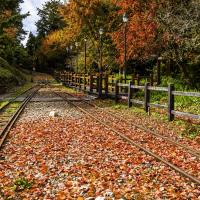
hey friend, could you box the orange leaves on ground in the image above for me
[40,164,48,174]
[1,116,199,199]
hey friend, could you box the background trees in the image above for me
[33,0,199,87]
[111,0,158,62]
[0,0,30,68]
[36,0,65,39]
[36,0,120,73]
[156,0,200,85]
[1,0,199,88]
[0,0,31,88]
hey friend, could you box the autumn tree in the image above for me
[0,0,29,68]
[38,0,120,72]
[34,0,200,87]
[111,0,158,65]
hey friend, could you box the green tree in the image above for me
[157,0,200,84]
[36,0,65,38]
[26,32,37,56]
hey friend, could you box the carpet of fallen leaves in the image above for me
[0,117,200,199]
[97,101,200,149]
[72,104,200,180]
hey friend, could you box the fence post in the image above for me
[75,74,77,88]
[90,74,93,93]
[61,72,64,83]
[150,73,153,86]
[115,80,119,103]
[66,72,68,85]
[71,73,74,86]
[77,74,79,88]
[96,75,99,92]
[73,73,75,87]
[111,76,114,92]
[86,74,88,91]
[168,84,175,121]
[128,81,133,108]
[144,82,150,112]
[63,72,66,83]
[105,74,109,98]
[120,76,122,93]
[79,74,81,90]
[83,74,86,91]
[71,73,73,86]
[98,73,102,98]
[70,73,72,85]
[137,74,140,85]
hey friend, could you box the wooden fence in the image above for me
[55,71,200,121]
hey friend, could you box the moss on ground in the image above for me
[0,57,31,92]
[0,101,9,109]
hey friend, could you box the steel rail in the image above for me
[53,90,200,185]
[62,90,200,158]
[0,86,41,149]
[0,85,38,112]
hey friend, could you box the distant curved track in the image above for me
[0,85,38,112]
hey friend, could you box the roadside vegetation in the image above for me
[95,99,200,140]
[0,57,32,91]
[0,0,33,93]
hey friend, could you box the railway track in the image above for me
[0,85,38,111]
[0,85,41,149]
[53,88,200,185]
[0,85,40,132]
[60,90,200,157]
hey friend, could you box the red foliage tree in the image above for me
[111,0,158,64]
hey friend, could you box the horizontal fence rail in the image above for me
[55,71,200,122]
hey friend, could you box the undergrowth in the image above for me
[95,99,200,140]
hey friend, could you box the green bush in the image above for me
[160,76,199,91]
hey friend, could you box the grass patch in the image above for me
[183,125,200,139]
[5,102,21,114]
[95,99,200,140]
[59,84,83,94]
[0,57,26,87]
[0,101,9,109]
[12,82,34,98]
[130,87,199,116]
[13,178,32,192]
[0,57,34,94]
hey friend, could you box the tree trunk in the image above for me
[179,64,190,81]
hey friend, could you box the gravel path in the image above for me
[18,86,83,122]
